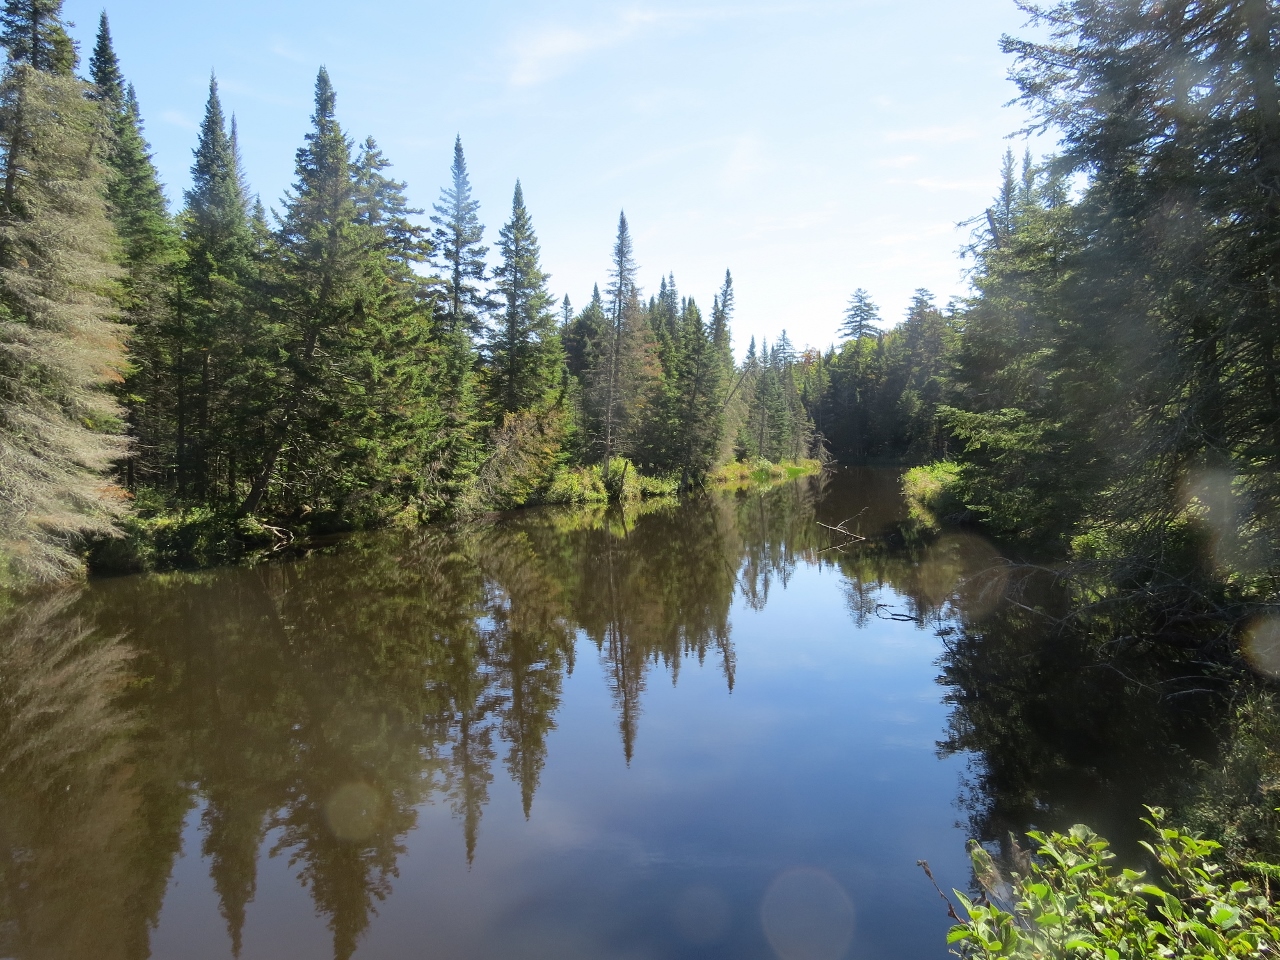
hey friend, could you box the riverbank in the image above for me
[84,457,825,578]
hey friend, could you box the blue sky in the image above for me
[64,0,1043,354]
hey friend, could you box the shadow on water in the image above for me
[0,467,1232,959]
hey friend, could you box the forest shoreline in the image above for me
[82,457,824,579]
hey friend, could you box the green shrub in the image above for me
[636,471,679,498]
[89,507,279,575]
[542,465,609,505]
[602,457,639,501]
[711,458,822,489]
[902,461,964,531]
[943,809,1280,959]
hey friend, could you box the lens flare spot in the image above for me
[1243,615,1280,679]
[674,884,731,943]
[761,867,855,960]
[325,781,385,842]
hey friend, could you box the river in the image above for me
[0,468,1211,960]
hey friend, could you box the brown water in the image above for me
[0,468,1210,960]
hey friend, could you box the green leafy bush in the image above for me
[542,465,609,505]
[944,810,1280,959]
[90,506,280,574]
[903,461,965,531]
[711,458,822,489]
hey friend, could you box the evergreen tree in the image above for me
[240,69,460,521]
[430,135,489,336]
[588,210,656,464]
[661,296,726,483]
[563,283,605,381]
[486,180,562,417]
[0,0,74,74]
[89,13,177,492]
[87,10,121,103]
[177,75,255,501]
[0,59,126,581]
[840,288,879,340]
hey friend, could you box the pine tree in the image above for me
[665,297,726,483]
[0,0,75,74]
[240,67,362,515]
[0,56,127,581]
[430,135,489,337]
[355,135,428,268]
[486,181,562,417]
[840,288,880,341]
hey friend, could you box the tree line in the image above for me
[799,0,1280,618]
[0,1,819,586]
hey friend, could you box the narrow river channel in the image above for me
[0,468,1203,960]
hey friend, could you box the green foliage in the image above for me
[902,461,964,532]
[485,181,562,417]
[947,811,1280,959]
[0,0,75,75]
[711,458,822,490]
[810,290,957,464]
[91,500,277,573]
[430,135,489,336]
[1180,691,1280,870]
[0,63,128,584]
[543,464,609,505]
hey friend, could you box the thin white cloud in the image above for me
[509,10,660,88]
[270,41,308,64]
[507,2,840,88]
[161,110,197,131]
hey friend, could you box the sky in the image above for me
[63,0,1047,354]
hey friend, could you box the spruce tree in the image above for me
[430,135,489,336]
[177,75,255,501]
[486,180,562,417]
[240,67,361,516]
[0,56,126,580]
[88,13,176,492]
[241,69,463,520]
[590,210,652,464]
[563,283,605,380]
[0,0,74,74]
[87,11,121,103]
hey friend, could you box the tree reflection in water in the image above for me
[0,468,1231,959]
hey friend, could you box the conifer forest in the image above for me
[8,1,1280,958]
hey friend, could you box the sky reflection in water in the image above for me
[1,469,1039,960]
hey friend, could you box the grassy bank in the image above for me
[710,457,824,490]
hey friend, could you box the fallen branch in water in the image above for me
[817,512,867,554]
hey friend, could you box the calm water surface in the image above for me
[0,469,1203,960]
